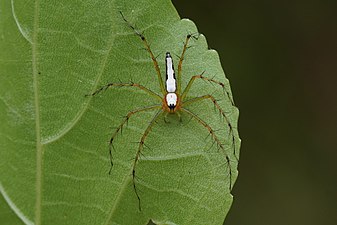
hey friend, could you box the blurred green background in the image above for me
[174,1,337,225]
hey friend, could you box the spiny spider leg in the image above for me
[181,74,235,106]
[183,94,238,159]
[120,11,166,95]
[177,34,193,94]
[132,109,164,210]
[108,105,161,174]
[180,107,233,190]
[88,82,162,101]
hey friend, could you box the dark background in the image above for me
[174,1,337,225]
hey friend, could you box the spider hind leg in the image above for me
[177,33,199,94]
[119,11,166,95]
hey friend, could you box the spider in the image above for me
[88,12,238,210]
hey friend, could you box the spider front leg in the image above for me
[87,81,162,172]
[180,107,234,190]
[107,105,161,174]
[183,94,238,160]
[131,109,164,210]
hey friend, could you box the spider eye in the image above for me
[168,104,175,109]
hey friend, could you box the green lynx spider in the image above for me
[88,12,237,210]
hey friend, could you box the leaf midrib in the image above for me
[32,1,120,224]
[32,0,42,224]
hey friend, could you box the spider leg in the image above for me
[163,111,170,123]
[181,74,236,106]
[108,105,161,174]
[120,11,166,95]
[180,107,234,190]
[176,111,183,122]
[87,82,162,101]
[177,34,193,94]
[132,109,164,210]
[183,94,238,160]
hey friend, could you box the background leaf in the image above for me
[0,0,240,225]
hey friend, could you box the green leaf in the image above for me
[0,0,240,225]
[0,192,25,225]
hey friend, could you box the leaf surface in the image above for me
[0,0,240,225]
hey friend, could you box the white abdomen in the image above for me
[165,52,176,93]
